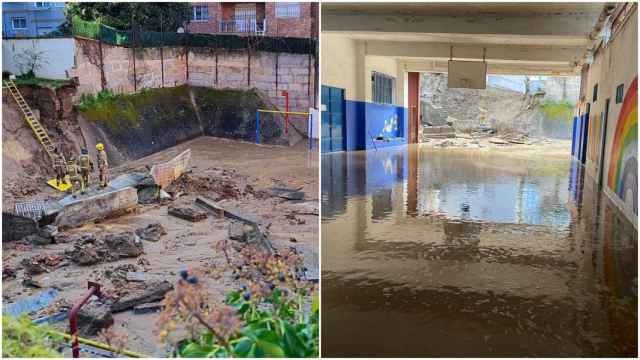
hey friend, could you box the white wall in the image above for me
[321,33,365,101]
[2,38,75,80]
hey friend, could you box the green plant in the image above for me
[2,315,64,358]
[157,244,319,357]
[539,100,574,122]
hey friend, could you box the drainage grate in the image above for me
[14,200,46,220]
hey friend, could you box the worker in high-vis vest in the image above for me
[52,147,68,187]
[78,148,94,189]
[96,143,109,188]
[67,157,84,196]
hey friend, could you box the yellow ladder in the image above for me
[3,79,56,161]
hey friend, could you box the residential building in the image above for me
[187,2,317,39]
[2,2,66,38]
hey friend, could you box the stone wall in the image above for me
[72,39,316,112]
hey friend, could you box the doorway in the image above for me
[407,72,420,144]
[321,85,346,153]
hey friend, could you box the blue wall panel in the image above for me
[364,103,407,150]
[345,100,366,151]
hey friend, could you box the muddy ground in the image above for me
[422,134,572,160]
[2,136,318,356]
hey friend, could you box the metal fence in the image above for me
[72,16,315,54]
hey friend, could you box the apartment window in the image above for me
[192,5,209,21]
[276,2,300,18]
[12,17,27,30]
[35,2,51,8]
[593,83,598,102]
[616,83,624,104]
[372,72,395,105]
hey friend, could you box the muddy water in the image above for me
[321,145,637,357]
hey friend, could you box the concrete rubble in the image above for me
[135,223,166,242]
[167,206,208,222]
[1,137,318,355]
[110,280,173,313]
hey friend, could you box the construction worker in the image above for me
[67,157,84,197]
[96,143,109,188]
[52,147,68,187]
[78,148,94,189]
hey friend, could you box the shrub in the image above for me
[156,243,319,357]
[2,315,63,358]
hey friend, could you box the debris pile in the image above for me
[66,231,143,266]
[166,173,241,201]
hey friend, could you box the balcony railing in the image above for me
[219,17,266,35]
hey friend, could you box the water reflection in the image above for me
[321,145,637,357]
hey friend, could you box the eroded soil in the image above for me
[2,136,318,356]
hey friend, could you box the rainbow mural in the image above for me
[607,76,638,215]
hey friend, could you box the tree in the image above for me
[13,48,49,77]
[64,2,191,32]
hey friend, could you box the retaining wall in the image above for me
[72,39,316,112]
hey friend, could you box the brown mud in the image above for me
[2,136,318,356]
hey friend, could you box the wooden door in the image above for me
[407,72,420,144]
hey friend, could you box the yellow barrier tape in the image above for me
[50,330,148,358]
[257,109,310,116]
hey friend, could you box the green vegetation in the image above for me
[76,86,193,132]
[64,2,190,32]
[539,100,575,122]
[3,72,72,90]
[2,315,63,358]
[158,244,319,357]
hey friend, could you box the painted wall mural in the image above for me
[607,76,638,215]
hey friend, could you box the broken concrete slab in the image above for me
[133,301,164,315]
[55,187,138,229]
[268,187,305,201]
[150,149,191,189]
[103,231,144,258]
[195,197,258,225]
[76,302,114,336]
[168,206,207,222]
[70,245,101,266]
[106,172,148,191]
[2,212,38,242]
[135,223,166,242]
[110,280,173,313]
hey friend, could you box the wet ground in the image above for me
[321,143,637,357]
[3,136,318,356]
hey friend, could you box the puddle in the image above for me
[321,145,637,357]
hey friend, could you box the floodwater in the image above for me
[321,145,637,357]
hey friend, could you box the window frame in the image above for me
[191,5,209,22]
[11,17,27,30]
[615,83,624,104]
[371,71,396,105]
[275,2,301,18]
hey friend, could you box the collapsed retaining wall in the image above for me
[72,39,316,113]
[77,85,287,166]
[55,186,138,229]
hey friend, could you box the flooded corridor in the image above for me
[321,145,637,357]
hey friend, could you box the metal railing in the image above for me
[219,17,266,35]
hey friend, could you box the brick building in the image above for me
[186,2,318,39]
